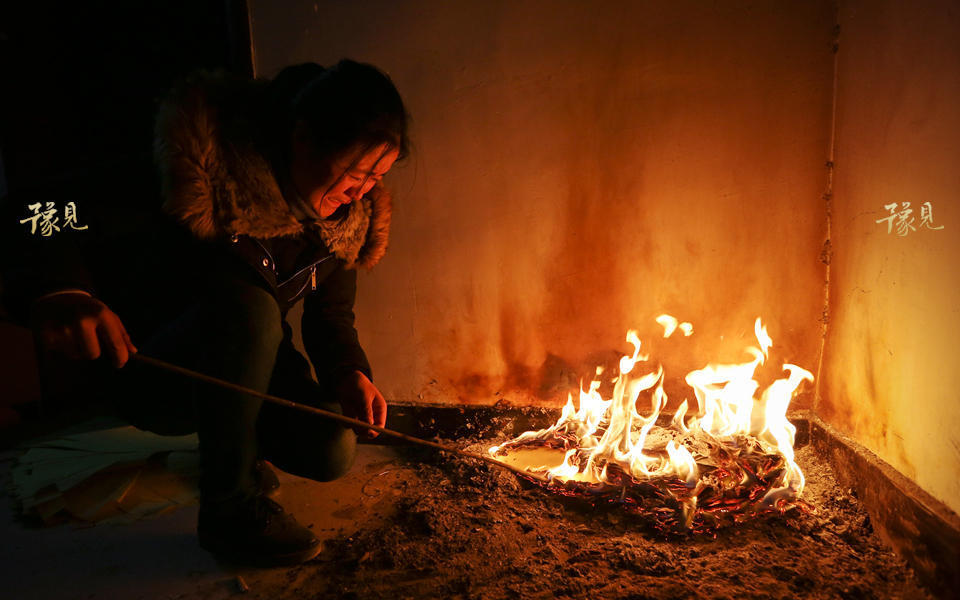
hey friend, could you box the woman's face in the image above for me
[291,137,399,219]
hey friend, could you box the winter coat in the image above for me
[151,72,393,385]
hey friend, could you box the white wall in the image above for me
[820,0,960,515]
[252,1,833,409]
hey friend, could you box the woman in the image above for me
[28,59,410,566]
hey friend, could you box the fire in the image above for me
[488,316,813,532]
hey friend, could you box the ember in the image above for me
[488,316,813,533]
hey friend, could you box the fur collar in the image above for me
[153,73,391,269]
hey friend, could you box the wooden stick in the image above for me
[129,353,547,483]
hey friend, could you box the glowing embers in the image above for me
[488,316,813,534]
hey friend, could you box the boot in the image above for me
[197,494,320,566]
[254,460,280,496]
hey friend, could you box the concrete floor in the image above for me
[0,444,413,600]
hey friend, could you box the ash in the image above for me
[294,444,930,600]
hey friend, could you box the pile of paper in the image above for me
[9,423,200,525]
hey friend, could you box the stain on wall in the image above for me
[252,1,832,410]
[820,0,960,514]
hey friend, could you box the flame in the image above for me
[489,317,812,531]
[656,314,678,338]
[656,314,693,338]
[665,440,699,487]
[759,363,813,503]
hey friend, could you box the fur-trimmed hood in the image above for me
[153,73,391,269]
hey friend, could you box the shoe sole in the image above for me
[198,531,321,567]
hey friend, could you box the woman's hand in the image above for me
[335,370,387,438]
[30,292,138,368]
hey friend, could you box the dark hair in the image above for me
[268,59,410,164]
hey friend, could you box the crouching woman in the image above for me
[106,60,407,565]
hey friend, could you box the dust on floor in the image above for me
[242,443,931,600]
[2,439,932,600]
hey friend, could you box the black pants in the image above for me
[109,276,356,503]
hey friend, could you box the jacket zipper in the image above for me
[287,258,329,299]
[237,234,331,295]
[280,254,331,288]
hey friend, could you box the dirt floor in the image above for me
[258,443,932,600]
[1,436,934,600]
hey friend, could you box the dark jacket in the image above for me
[2,73,392,388]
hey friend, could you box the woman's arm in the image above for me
[301,262,385,436]
[301,262,372,386]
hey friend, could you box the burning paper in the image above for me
[488,316,813,533]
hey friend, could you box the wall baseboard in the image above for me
[807,416,959,599]
[380,402,814,447]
